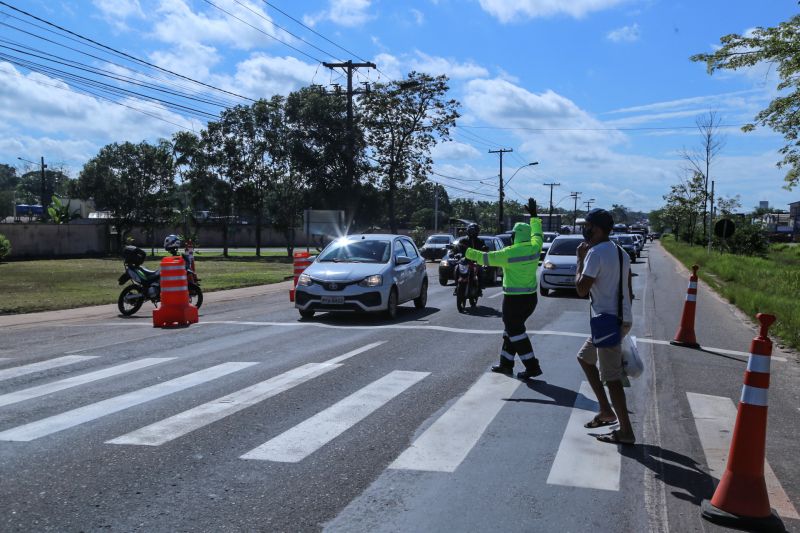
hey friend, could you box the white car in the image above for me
[294,234,428,319]
[538,234,584,296]
[540,232,559,260]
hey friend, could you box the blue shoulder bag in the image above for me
[589,244,624,348]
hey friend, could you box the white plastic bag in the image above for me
[621,335,644,378]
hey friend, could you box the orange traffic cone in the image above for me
[290,252,313,302]
[670,265,700,349]
[153,255,199,327]
[701,313,785,532]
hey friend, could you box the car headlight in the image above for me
[543,261,556,270]
[297,273,313,286]
[440,259,449,267]
[359,274,383,287]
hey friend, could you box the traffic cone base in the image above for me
[672,264,701,348]
[669,339,700,349]
[701,500,785,533]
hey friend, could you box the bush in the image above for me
[410,226,428,248]
[713,221,769,256]
[0,233,10,260]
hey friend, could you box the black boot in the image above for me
[517,358,542,380]
[491,358,514,376]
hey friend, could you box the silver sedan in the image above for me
[294,234,428,319]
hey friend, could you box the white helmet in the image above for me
[164,234,182,253]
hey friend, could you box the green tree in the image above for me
[364,72,460,233]
[15,169,71,207]
[0,163,17,189]
[692,19,800,188]
[610,204,629,225]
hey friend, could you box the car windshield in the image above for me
[426,236,450,244]
[317,239,391,263]
[548,239,582,256]
[543,233,557,243]
[613,236,634,245]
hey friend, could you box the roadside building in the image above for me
[791,200,800,242]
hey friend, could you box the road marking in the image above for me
[0,356,98,382]
[323,341,386,365]
[241,370,429,463]
[0,358,174,408]
[108,362,340,446]
[546,381,621,491]
[686,392,799,520]
[0,362,256,442]
[488,291,504,299]
[389,371,521,472]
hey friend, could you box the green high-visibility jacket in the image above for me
[466,219,543,295]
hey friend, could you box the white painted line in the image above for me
[323,342,386,365]
[0,356,98,382]
[686,392,799,520]
[241,370,429,462]
[488,291,504,299]
[0,362,256,442]
[389,372,521,472]
[637,339,787,363]
[0,358,174,408]
[108,362,340,446]
[546,381,621,491]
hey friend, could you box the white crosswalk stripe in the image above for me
[686,392,800,520]
[390,372,521,472]
[108,362,340,446]
[0,355,98,382]
[241,370,429,463]
[0,358,174,408]
[546,381,621,491]
[0,362,256,442]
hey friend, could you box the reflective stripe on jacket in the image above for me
[466,218,543,295]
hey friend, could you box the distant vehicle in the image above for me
[496,233,513,247]
[439,236,504,286]
[541,232,559,260]
[538,235,584,296]
[631,233,645,253]
[612,223,629,234]
[610,235,638,263]
[419,234,454,261]
[294,235,428,319]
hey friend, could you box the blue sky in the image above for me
[1,0,797,212]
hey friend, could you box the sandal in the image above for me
[595,430,635,445]
[584,415,617,429]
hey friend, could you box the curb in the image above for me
[0,281,293,328]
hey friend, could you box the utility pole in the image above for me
[570,191,581,230]
[434,184,439,232]
[584,198,596,213]
[322,60,376,226]
[489,148,513,232]
[543,182,561,232]
[707,180,715,253]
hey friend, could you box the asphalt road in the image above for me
[0,242,798,532]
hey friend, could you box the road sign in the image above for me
[714,219,736,239]
[303,209,345,237]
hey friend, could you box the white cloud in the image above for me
[375,51,488,80]
[152,0,279,50]
[607,23,640,43]
[478,0,626,23]
[305,0,373,28]
[92,0,145,28]
[219,54,319,98]
[410,8,425,25]
[432,141,482,161]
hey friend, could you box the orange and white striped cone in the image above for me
[670,264,700,349]
[701,313,785,533]
[290,252,312,302]
[153,256,199,328]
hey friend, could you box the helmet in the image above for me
[466,223,480,238]
[164,234,182,253]
[585,208,614,233]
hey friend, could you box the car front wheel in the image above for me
[385,287,399,319]
[414,279,428,309]
[539,286,549,297]
[439,277,448,286]
[299,309,315,319]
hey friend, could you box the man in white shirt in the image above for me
[575,209,635,445]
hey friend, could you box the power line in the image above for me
[0,1,255,102]
[457,124,747,132]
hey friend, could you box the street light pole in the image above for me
[18,156,47,221]
[570,191,581,229]
[489,148,513,232]
[544,182,560,232]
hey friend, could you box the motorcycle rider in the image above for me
[466,199,544,379]
[164,234,182,255]
[453,223,489,295]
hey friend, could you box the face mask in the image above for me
[582,225,593,241]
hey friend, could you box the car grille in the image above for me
[295,290,381,308]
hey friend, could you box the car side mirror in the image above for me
[396,255,412,265]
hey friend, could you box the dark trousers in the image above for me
[500,293,539,368]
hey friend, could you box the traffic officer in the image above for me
[466,199,544,379]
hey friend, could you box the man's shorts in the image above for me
[577,323,633,382]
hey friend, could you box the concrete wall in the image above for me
[1,223,109,258]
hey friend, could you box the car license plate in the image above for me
[321,296,345,305]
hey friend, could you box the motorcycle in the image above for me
[117,245,203,316]
[453,253,481,313]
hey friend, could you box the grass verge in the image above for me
[661,236,800,350]
[0,256,292,314]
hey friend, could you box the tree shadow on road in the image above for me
[620,443,715,505]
